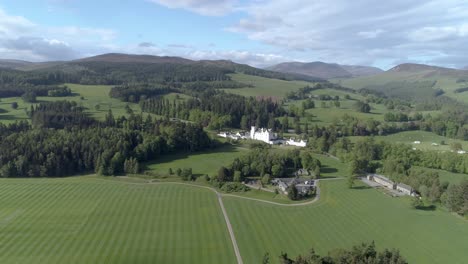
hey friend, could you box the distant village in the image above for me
[218,126,307,147]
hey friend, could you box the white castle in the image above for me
[250,126,277,144]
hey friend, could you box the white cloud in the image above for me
[358,29,385,39]
[228,0,468,68]
[149,0,236,16]
[0,8,117,61]
[187,50,287,67]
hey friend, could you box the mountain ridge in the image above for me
[266,61,383,79]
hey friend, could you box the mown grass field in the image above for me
[349,130,468,151]
[224,180,468,264]
[0,83,141,124]
[0,177,236,264]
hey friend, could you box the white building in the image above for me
[396,183,414,196]
[217,131,248,140]
[250,126,277,144]
[457,150,466,154]
[286,138,307,147]
[413,141,421,144]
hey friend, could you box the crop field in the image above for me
[0,84,141,124]
[0,177,235,264]
[349,130,468,151]
[224,73,311,98]
[224,180,468,264]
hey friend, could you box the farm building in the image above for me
[367,174,396,189]
[396,183,414,196]
[286,138,307,147]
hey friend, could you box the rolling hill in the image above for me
[266,61,382,79]
[336,63,468,101]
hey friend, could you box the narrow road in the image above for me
[217,193,243,264]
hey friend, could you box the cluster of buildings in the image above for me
[272,178,315,195]
[367,174,415,196]
[218,126,307,147]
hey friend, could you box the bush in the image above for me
[220,182,250,193]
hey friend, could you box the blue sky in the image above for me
[1,0,467,69]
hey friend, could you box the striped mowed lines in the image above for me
[223,180,468,264]
[0,178,236,264]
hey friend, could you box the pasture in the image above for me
[224,180,468,264]
[224,73,311,98]
[0,83,141,124]
[349,130,468,152]
[0,177,236,264]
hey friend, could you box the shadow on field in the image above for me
[352,185,372,190]
[416,205,437,211]
[0,114,28,121]
[320,166,338,174]
[142,143,241,171]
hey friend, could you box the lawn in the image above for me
[145,144,248,177]
[224,180,468,264]
[0,177,236,264]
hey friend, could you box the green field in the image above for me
[224,180,468,264]
[0,83,141,124]
[349,130,468,151]
[145,144,248,177]
[224,73,311,98]
[0,176,467,263]
[0,177,235,264]
[413,166,468,184]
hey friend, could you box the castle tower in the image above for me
[250,126,256,139]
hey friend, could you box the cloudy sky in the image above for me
[0,0,467,69]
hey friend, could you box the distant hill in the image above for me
[266,61,382,79]
[75,53,194,65]
[337,63,468,101]
[0,53,323,86]
[0,59,64,71]
[340,65,383,77]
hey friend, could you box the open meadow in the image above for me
[224,73,311,98]
[349,130,468,151]
[0,83,141,124]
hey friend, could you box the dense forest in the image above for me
[0,106,212,177]
[141,90,283,129]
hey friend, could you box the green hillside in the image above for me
[337,64,468,102]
